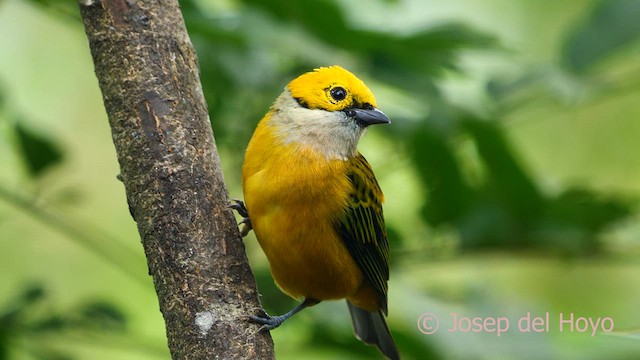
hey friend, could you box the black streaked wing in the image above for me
[336,153,389,313]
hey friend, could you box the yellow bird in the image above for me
[236,65,398,359]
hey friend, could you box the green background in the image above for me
[1,0,639,359]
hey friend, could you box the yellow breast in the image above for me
[242,113,363,300]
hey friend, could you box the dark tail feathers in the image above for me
[347,302,400,360]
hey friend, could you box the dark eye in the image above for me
[330,87,347,101]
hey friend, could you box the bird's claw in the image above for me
[229,199,249,217]
[249,313,285,331]
[229,198,253,237]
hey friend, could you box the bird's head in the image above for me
[269,66,390,160]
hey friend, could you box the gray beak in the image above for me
[346,108,391,126]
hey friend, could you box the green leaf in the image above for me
[463,118,544,218]
[78,301,127,330]
[455,118,546,249]
[14,122,64,178]
[409,120,473,226]
[562,0,640,73]
[21,284,46,304]
[546,188,632,232]
[531,187,633,255]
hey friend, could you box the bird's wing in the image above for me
[336,153,389,313]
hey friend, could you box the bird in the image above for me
[235,65,398,359]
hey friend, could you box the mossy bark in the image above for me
[78,0,274,358]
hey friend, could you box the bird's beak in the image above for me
[347,108,391,126]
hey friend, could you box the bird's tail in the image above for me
[347,302,400,360]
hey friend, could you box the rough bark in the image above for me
[78,0,275,358]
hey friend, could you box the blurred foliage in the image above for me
[0,284,126,360]
[412,115,634,253]
[2,0,640,359]
[562,0,640,73]
[14,122,64,178]
[182,0,637,254]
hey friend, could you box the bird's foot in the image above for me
[248,299,318,331]
[229,198,249,217]
[229,199,252,237]
[249,312,287,331]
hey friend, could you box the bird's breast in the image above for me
[242,119,363,300]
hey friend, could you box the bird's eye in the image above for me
[329,87,347,101]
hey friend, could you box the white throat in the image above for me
[268,90,364,160]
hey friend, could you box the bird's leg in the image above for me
[251,298,320,330]
[229,198,252,237]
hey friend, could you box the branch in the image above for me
[77,0,274,358]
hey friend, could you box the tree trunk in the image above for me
[77,0,275,358]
